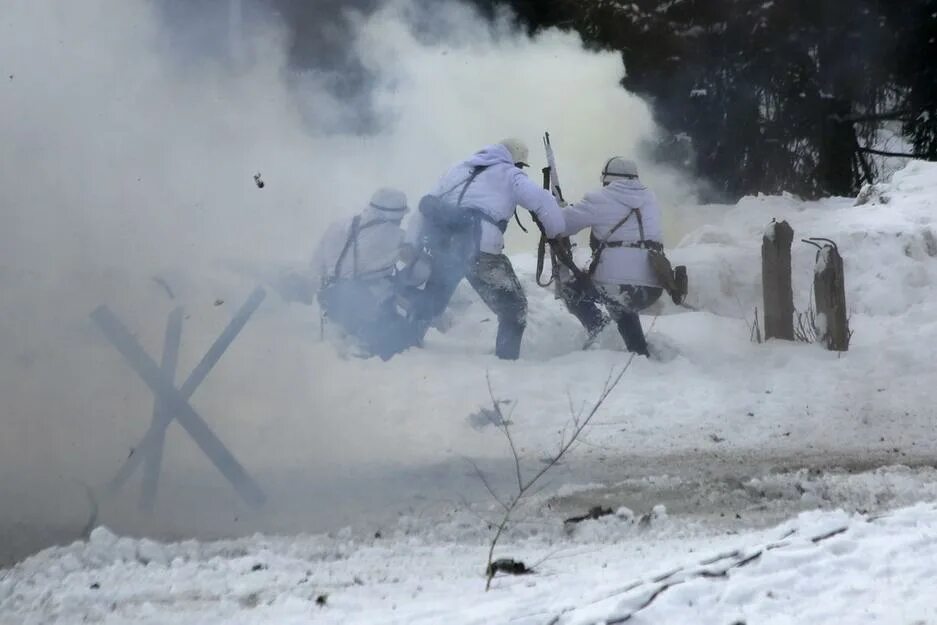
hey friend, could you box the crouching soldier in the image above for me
[311,188,424,360]
[558,157,672,356]
[404,139,565,360]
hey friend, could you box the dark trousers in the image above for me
[558,279,609,337]
[415,256,464,324]
[413,251,526,360]
[561,281,662,356]
[466,253,527,360]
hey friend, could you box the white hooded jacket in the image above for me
[408,144,565,254]
[311,202,407,303]
[562,178,664,288]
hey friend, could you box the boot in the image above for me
[617,312,649,357]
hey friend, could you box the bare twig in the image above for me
[857,146,918,158]
[834,109,913,124]
[482,349,643,589]
[488,372,524,492]
[793,289,820,344]
[749,306,763,343]
[479,316,660,589]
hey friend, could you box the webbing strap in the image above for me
[535,231,552,286]
[475,210,509,233]
[634,206,646,242]
[456,166,488,207]
[513,210,529,233]
[588,209,635,276]
[332,216,361,282]
[456,166,512,240]
[600,239,663,252]
[332,217,397,281]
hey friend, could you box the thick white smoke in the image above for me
[0,0,693,560]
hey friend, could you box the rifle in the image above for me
[543,132,565,204]
[535,133,598,299]
[535,132,566,287]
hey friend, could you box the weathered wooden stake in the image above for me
[812,241,850,351]
[761,220,795,341]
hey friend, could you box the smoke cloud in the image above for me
[0,0,692,563]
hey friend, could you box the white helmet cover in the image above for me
[369,187,408,215]
[499,138,530,168]
[601,157,639,184]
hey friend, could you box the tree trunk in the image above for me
[762,220,794,341]
[818,98,857,197]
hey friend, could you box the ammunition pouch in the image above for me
[647,250,688,305]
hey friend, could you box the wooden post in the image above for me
[812,242,850,351]
[762,220,795,341]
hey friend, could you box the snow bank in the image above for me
[563,504,937,625]
[672,160,937,318]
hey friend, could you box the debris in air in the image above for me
[214,299,224,307]
[253,173,265,189]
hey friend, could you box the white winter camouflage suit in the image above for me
[311,194,421,359]
[407,143,565,360]
[313,201,408,305]
[559,177,665,355]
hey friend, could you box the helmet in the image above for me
[601,157,639,184]
[499,138,530,168]
[369,188,408,215]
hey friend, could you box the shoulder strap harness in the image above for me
[331,216,398,282]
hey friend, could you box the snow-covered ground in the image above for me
[3,160,937,623]
[3,497,937,623]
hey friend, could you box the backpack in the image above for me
[418,166,511,251]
